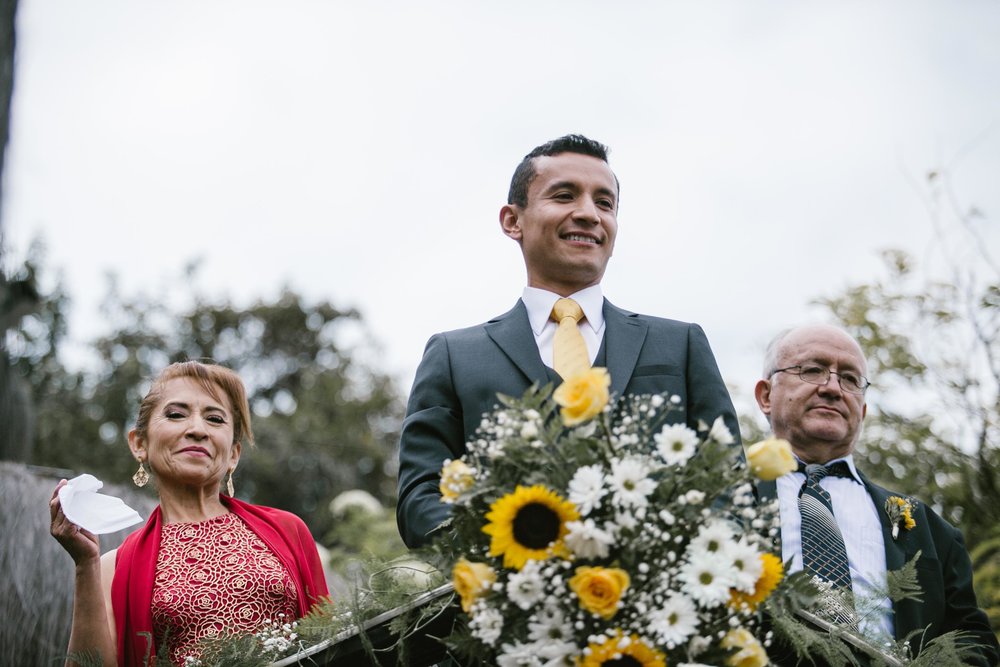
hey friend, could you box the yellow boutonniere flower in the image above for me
[885,496,917,539]
[553,367,611,426]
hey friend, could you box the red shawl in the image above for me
[111,496,329,666]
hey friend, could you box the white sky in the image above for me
[3,0,999,417]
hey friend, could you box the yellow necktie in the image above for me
[551,298,590,379]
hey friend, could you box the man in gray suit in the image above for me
[396,134,738,548]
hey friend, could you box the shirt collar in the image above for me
[522,285,605,336]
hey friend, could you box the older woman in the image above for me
[50,361,329,666]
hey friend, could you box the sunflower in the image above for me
[729,552,784,611]
[578,631,666,667]
[482,484,579,570]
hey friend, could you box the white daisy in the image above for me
[567,464,607,516]
[506,560,546,610]
[689,519,736,556]
[527,606,574,644]
[679,552,735,607]
[647,593,700,647]
[708,416,735,445]
[497,642,543,667]
[469,604,504,646]
[609,456,656,508]
[724,539,764,593]
[564,519,615,559]
[654,423,700,465]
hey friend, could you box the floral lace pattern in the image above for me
[151,513,299,665]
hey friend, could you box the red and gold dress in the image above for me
[151,513,299,665]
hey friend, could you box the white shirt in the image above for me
[521,285,606,369]
[776,454,894,641]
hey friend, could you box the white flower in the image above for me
[689,519,735,555]
[506,561,546,610]
[568,464,607,516]
[470,604,504,646]
[654,424,700,465]
[521,422,539,439]
[565,519,615,559]
[497,641,543,667]
[328,489,383,517]
[708,416,735,445]
[724,539,764,593]
[683,489,706,505]
[647,593,700,647]
[609,456,656,508]
[679,552,735,607]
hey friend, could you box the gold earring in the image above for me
[133,460,149,487]
[226,470,235,496]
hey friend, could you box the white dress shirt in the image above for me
[776,454,893,641]
[521,285,605,370]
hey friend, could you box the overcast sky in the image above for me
[3,0,999,416]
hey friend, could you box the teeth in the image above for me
[564,234,599,244]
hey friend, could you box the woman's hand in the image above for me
[50,479,100,565]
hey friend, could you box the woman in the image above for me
[50,360,329,666]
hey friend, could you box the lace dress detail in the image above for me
[151,512,299,665]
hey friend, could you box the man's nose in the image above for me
[573,199,602,225]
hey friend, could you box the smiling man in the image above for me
[396,134,738,548]
[754,324,999,665]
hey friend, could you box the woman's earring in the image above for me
[133,460,149,487]
[226,469,235,496]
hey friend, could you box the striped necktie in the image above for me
[799,461,853,590]
[551,298,590,379]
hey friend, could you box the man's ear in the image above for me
[754,379,772,417]
[500,205,522,241]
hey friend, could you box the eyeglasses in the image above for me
[769,365,870,395]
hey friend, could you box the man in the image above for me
[754,324,999,665]
[396,134,738,548]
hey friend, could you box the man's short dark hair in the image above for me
[507,134,615,207]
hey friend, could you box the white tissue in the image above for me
[58,473,144,535]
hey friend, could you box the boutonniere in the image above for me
[885,496,917,539]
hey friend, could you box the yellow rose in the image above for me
[745,438,796,481]
[721,627,769,667]
[568,566,630,619]
[440,458,475,503]
[553,367,611,426]
[452,558,496,613]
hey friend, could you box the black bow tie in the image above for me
[797,460,853,481]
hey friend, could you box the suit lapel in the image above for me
[859,474,907,571]
[484,301,550,384]
[603,300,648,399]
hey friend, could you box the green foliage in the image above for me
[5,257,404,534]
[324,490,410,582]
[815,171,999,636]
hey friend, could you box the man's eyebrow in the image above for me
[542,179,581,193]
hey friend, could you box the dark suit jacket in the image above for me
[396,298,738,548]
[757,472,1000,666]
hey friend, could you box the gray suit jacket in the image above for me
[396,298,738,548]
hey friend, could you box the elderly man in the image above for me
[396,134,738,548]
[754,324,998,665]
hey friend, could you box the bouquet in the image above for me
[431,368,800,667]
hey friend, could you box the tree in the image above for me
[10,260,404,537]
[816,169,1000,627]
